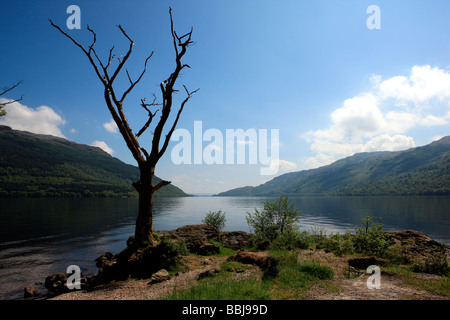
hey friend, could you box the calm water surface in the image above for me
[0,196,449,300]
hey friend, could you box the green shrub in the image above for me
[410,250,450,276]
[354,216,389,257]
[270,228,311,250]
[153,235,188,271]
[246,195,301,241]
[308,226,329,249]
[324,231,355,256]
[202,209,227,230]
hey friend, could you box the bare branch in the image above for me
[0,81,24,110]
[157,86,199,160]
[105,46,115,69]
[49,20,106,86]
[135,107,160,139]
[120,51,154,103]
[110,25,134,84]
[153,180,171,192]
[0,80,23,97]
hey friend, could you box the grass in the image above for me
[209,240,237,257]
[164,248,335,300]
[383,264,450,297]
[404,276,450,297]
[164,260,271,300]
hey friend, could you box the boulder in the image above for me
[147,269,170,285]
[44,273,68,292]
[384,230,450,274]
[348,257,386,270]
[158,224,220,253]
[197,267,220,280]
[228,250,279,276]
[197,243,220,256]
[24,286,39,298]
[95,252,114,268]
[384,230,450,260]
[220,231,252,250]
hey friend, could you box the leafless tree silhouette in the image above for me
[50,8,198,245]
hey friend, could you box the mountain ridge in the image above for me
[0,125,189,197]
[217,136,450,196]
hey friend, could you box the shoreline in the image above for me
[24,225,449,301]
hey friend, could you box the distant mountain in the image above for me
[0,125,188,197]
[217,136,450,196]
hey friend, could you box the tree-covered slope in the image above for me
[217,136,450,196]
[0,126,188,197]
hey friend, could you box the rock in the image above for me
[147,269,170,285]
[197,267,220,280]
[158,224,220,253]
[384,230,450,274]
[255,239,271,251]
[220,231,252,250]
[384,230,450,262]
[348,257,386,270]
[228,250,279,276]
[24,286,38,298]
[44,273,68,292]
[197,243,220,256]
[95,252,114,268]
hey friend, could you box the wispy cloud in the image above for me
[103,119,118,134]
[302,65,450,169]
[91,140,114,155]
[0,99,66,138]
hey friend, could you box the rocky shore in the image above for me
[24,225,450,300]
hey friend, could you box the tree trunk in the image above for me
[133,164,156,246]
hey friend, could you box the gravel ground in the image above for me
[51,256,226,300]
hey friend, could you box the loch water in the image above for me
[0,195,449,300]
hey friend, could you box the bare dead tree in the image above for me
[50,8,198,246]
[0,80,23,117]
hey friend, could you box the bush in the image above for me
[152,235,188,271]
[410,249,450,276]
[246,195,301,241]
[202,209,226,230]
[270,228,311,250]
[323,231,355,256]
[354,216,389,257]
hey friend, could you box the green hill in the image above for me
[217,136,450,196]
[0,125,189,198]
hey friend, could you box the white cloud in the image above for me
[364,134,415,152]
[378,65,450,102]
[103,119,118,134]
[262,159,297,175]
[0,99,66,138]
[330,93,385,138]
[302,65,450,169]
[91,140,114,155]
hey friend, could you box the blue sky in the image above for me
[1,0,450,194]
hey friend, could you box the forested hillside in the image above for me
[0,126,188,198]
[217,136,450,196]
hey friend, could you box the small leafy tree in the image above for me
[202,209,226,230]
[354,216,389,257]
[246,195,300,241]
